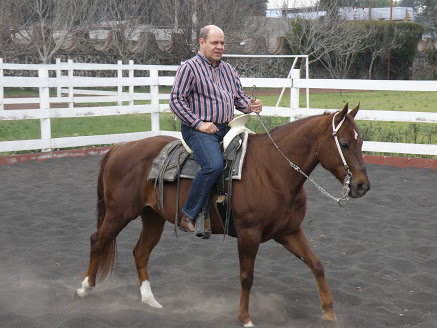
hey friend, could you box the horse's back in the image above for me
[102,135,176,192]
[106,135,176,169]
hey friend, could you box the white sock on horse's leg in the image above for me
[76,276,94,297]
[140,280,163,308]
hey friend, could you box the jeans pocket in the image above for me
[181,124,194,144]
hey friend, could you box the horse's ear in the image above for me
[335,103,349,124]
[349,102,360,118]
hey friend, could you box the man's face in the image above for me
[199,28,224,65]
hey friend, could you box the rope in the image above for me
[252,86,350,207]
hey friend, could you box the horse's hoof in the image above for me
[322,319,337,328]
[322,312,337,328]
[73,289,86,301]
[142,298,163,309]
[322,312,337,322]
[73,290,80,301]
[243,320,254,327]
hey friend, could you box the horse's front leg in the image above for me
[277,227,336,322]
[237,229,262,327]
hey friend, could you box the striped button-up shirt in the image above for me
[170,52,251,129]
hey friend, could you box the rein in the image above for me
[252,86,351,207]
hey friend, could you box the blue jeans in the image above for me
[181,123,229,221]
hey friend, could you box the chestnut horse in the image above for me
[75,104,370,327]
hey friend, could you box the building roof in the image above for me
[266,6,415,21]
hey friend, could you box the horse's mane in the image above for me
[257,112,331,136]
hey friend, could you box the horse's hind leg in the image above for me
[133,208,166,308]
[75,211,130,298]
[277,227,336,322]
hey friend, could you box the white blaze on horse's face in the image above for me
[354,129,359,141]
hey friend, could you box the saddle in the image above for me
[147,114,253,239]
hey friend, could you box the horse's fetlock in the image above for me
[238,312,251,326]
[321,299,335,313]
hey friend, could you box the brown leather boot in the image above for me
[179,216,195,233]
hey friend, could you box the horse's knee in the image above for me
[309,260,325,278]
[240,272,254,289]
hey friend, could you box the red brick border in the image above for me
[0,147,111,166]
[0,148,436,169]
[363,154,437,170]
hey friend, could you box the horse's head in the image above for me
[316,103,370,198]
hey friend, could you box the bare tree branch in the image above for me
[152,0,267,59]
[93,0,156,61]
[13,0,98,63]
[283,0,370,77]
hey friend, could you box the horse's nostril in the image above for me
[357,182,369,194]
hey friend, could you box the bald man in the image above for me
[170,25,262,234]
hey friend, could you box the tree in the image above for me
[0,0,28,59]
[284,0,369,77]
[151,0,268,60]
[320,22,370,79]
[397,0,423,8]
[13,0,98,63]
[423,0,437,23]
[364,21,402,79]
[93,0,155,61]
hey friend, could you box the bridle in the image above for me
[252,86,351,206]
[331,111,353,206]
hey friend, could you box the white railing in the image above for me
[0,59,436,156]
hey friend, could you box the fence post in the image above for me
[129,60,134,107]
[290,69,300,121]
[150,68,160,132]
[117,60,123,106]
[68,59,73,109]
[39,66,51,152]
[0,58,3,111]
[56,58,62,99]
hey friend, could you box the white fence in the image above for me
[0,59,437,156]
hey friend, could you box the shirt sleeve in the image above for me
[232,67,251,114]
[169,64,203,129]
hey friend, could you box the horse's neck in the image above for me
[258,115,326,176]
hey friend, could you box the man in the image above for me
[169,25,262,233]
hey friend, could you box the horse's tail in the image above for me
[94,146,119,283]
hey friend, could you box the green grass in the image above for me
[1,89,436,157]
[0,113,179,141]
[257,90,437,112]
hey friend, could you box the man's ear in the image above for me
[199,38,205,48]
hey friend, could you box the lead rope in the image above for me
[251,85,350,207]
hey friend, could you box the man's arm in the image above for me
[169,64,203,129]
[233,67,262,114]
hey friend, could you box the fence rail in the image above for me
[0,58,436,156]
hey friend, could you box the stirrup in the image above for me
[194,214,212,239]
[215,194,227,204]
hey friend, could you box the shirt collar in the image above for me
[197,51,221,67]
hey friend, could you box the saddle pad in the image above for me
[147,132,249,183]
[147,140,189,182]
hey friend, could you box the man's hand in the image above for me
[198,122,218,134]
[250,98,262,113]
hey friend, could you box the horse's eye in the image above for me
[340,141,349,150]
